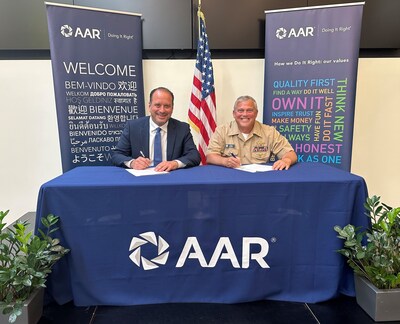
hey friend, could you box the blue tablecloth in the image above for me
[36,163,369,306]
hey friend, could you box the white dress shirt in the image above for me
[125,119,185,168]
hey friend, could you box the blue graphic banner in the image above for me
[46,3,145,172]
[263,3,364,171]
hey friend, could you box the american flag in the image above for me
[188,10,216,165]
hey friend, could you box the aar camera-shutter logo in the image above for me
[129,232,170,270]
[276,27,287,39]
[60,25,73,37]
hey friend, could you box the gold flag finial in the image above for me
[197,0,205,22]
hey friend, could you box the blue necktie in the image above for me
[154,127,162,166]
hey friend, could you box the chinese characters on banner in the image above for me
[46,4,145,172]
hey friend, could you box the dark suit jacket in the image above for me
[112,117,201,168]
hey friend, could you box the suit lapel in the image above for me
[140,117,150,157]
[166,119,176,160]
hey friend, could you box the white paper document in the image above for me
[126,168,169,176]
[235,164,273,173]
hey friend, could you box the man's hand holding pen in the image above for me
[225,152,241,169]
[130,151,151,170]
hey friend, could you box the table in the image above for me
[36,163,369,306]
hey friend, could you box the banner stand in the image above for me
[263,3,364,171]
[46,2,145,172]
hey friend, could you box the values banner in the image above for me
[263,3,364,171]
[46,3,145,172]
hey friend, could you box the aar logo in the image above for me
[275,26,315,39]
[129,233,271,271]
[59,24,101,39]
[129,232,170,270]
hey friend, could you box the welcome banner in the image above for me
[46,3,145,172]
[263,3,364,171]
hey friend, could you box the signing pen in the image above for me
[140,151,146,158]
[230,152,237,158]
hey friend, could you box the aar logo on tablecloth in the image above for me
[129,233,271,271]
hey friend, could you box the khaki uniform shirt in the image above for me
[207,120,294,164]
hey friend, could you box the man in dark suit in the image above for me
[112,87,201,172]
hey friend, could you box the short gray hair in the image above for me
[233,95,258,111]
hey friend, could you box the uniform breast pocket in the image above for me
[252,151,269,162]
[252,143,269,162]
[223,145,238,157]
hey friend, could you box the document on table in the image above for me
[126,168,169,176]
[235,164,273,173]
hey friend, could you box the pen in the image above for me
[230,152,237,158]
[140,151,146,158]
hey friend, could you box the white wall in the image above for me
[351,58,400,203]
[0,58,399,224]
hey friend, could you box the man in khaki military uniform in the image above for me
[206,95,297,170]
